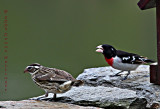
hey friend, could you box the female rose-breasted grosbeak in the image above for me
[24,63,83,100]
[96,44,154,80]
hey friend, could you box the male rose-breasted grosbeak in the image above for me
[96,44,154,80]
[24,63,83,100]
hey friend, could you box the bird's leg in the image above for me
[46,93,57,102]
[110,71,124,77]
[122,71,131,80]
[53,94,57,101]
[45,92,48,97]
[115,71,124,76]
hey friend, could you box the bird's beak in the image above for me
[24,68,28,73]
[96,45,103,53]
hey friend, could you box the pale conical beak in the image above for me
[24,68,28,73]
[96,45,103,53]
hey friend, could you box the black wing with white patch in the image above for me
[116,50,147,64]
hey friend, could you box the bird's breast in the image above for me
[112,56,139,71]
[105,57,113,66]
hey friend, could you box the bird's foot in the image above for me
[47,98,55,101]
[36,97,49,101]
[30,95,50,101]
[121,71,130,81]
[110,74,128,81]
[29,96,46,101]
[40,95,57,102]
[121,74,130,81]
[110,71,123,77]
[47,98,59,102]
[34,97,57,101]
[110,71,130,81]
[121,76,128,81]
[110,74,121,77]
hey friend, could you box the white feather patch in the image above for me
[59,81,72,90]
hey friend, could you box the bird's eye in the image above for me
[27,67,32,70]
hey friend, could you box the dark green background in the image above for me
[0,0,156,100]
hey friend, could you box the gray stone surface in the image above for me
[60,86,136,101]
[77,65,160,107]
[30,65,160,108]
[32,86,147,109]
[0,100,101,109]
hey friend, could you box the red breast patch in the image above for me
[105,57,113,66]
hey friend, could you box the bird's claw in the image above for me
[31,97,50,101]
[110,73,129,81]
[47,98,55,101]
[38,97,57,102]
[36,97,47,101]
[121,77,127,81]
[110,74,121,77]
[121,75,129,81]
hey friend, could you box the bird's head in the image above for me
[96,44,117,59]
[24,63,41,74]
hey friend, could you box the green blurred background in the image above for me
[0,0,156,100]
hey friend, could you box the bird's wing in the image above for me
[53,68,76,81]
[35,67,76,82]
[116,50,147,64]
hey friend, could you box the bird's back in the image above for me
[116,50,154,64]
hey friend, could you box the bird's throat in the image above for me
[104,57,113,66]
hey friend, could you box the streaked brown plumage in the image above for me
[24,63,83,100]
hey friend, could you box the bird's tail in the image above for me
[143,59,155,63]
[73,80,83,87]
[136,56,155,64]
[59,81,72,90]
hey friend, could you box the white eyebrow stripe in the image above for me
[34,66,40,69]
[27,66,40,69]
[27,66,32,68]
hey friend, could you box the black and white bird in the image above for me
[24,63,83,101]
[96,44,154,80]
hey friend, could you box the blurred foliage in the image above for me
[0,0,156,100]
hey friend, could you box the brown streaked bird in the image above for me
[24,63,83,101]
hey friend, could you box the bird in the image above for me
[96,44,155,80]
[24,63,83,101]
